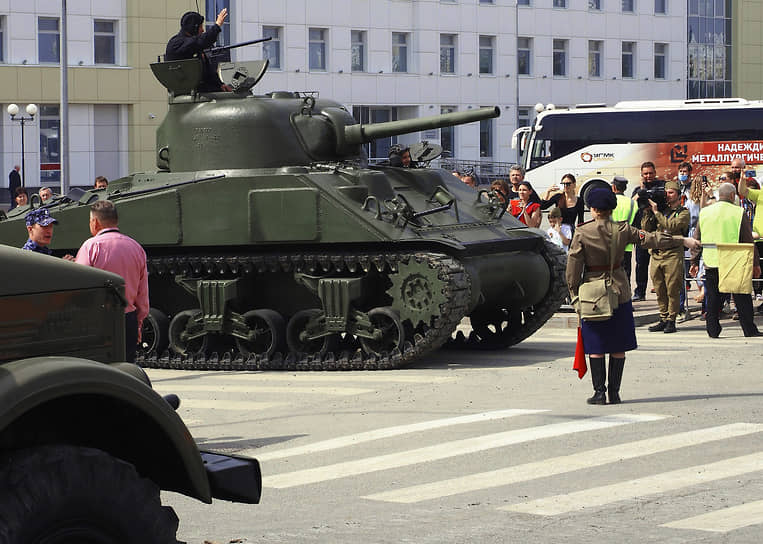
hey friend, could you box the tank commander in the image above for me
[165,9,233,92]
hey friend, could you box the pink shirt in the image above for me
[75,228,149,323]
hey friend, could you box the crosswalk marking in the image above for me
[661,499,763,533]
[263,413,665,489]
[364,423,763,503]
[251,409,547,462]
[502,452,763,516]
[176,399,285,411]
[147,370,457,384]
[155,384,374,396]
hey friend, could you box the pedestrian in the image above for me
[643,181,690,333]
[21,209,58,255]
[8,165,21,209]
[737,172,763,314]
[567,188,700,404]
[75,201,149,362]
[689,183,760,338]
[610,175,637,283]
[509,181,542,227]
[546,207,571,251]
[630,161,665,301]
[541,174,585,234]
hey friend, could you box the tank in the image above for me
[0,56,567,371]
[0,244,261,540]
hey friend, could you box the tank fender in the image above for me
[0,356,212,503]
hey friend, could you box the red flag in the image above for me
[573,326,587,379]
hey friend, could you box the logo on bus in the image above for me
[580,152,614,163]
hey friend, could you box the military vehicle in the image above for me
[0,56,566,371]
[0,244,261,542]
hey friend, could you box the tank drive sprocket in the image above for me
[448,240,567,349]
[387,256,450,328]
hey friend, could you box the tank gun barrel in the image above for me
[205,37,272,62]
[344,106,500,145]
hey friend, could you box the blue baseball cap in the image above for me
[25,208,59,227]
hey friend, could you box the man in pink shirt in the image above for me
[75,200,149,363]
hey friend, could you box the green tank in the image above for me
[0,57,567,371]
[0,244,261,541]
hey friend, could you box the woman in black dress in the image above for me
[542,174,585,233]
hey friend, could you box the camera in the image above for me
[636,187,667,211]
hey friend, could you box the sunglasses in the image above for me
[560,182,574,186]
[719,176,727,180]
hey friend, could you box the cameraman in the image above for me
[644,181,690,333]
[630,161,665,301]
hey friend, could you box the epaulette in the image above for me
[578,219,595,226]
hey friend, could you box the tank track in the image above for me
[447,240,568,349]
[136,251,470,371]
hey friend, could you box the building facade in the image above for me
[0,1,704,192]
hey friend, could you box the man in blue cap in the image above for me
[21,209,58,255]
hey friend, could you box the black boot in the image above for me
[608,356,625,404]
[663,320,676,333]
[586,356,607,405]
[648,320,667,332]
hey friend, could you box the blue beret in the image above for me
[587,188,617,210]
[25,208,58,227]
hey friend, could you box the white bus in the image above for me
[512,98,763,200]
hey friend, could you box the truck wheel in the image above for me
[0,445,179,544]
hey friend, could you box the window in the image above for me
[589,0,601,9]
[517,107,531,129]
[38,17,60,63]
[654,43,667,79]
[440,34,456,74]
[94,105,120,182]
[552,39,567,77]
[479,36,494,75]
[479,0,494,3]
[39,105,60,184]
[480,114,493,158]
[553,0,567,7]
[262,26,281,69]
[0,16,5,62]
[94,20,116,64]
[622,41,635,78]
[588,40,602,77]
[206,0,230,46]
[517,37,532,75]
[622,0,634,12]
[308,28,327,71]
[517,0,530,4]
[392,32,408,73]
[441,106,456,157]
[351,30,366,72]
[655,0,666,14]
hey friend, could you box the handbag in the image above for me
[573,224,621,322]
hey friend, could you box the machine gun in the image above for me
[205,36,272,63]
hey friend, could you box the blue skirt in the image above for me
[581,301,637,354]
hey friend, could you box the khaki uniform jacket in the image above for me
[567,218,683,305]
[642,204,690,259]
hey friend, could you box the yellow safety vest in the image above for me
[612,194,637,251]
[698,201,743,268]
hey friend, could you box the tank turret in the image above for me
[151,58,499,171]
[0,56,567,372]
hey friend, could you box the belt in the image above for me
[586,263,621,272]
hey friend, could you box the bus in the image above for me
[511,98,763,200]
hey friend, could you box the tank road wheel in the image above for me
[286,309,337,356]
[0,445,179,544]
[359,306,405,356]
[138,308,169,357]
[468,307,516,348]
[169,309,208,356]
[235,309,285,357]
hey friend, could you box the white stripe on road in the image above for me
[661,499,763,533]
[155,384,373,396]
[253,409,547,462]
[263,413,665,489]
[177,399,285,411]
[364,423,762,503]
[147,370,457,384]
[502,452,763,516]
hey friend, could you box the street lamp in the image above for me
[7,103,38,187]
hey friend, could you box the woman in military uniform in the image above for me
[566,188,701,405]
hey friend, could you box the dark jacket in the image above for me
[165,25,225,92]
